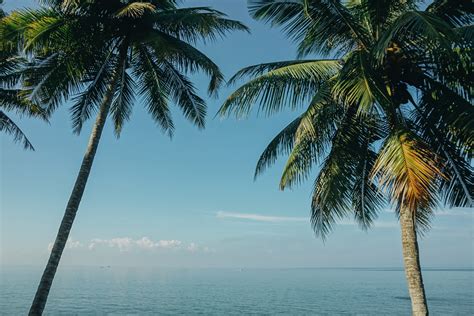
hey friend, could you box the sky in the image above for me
[1,0,473,269]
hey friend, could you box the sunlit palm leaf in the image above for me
[115,2,156,18]
[371,130,445,230]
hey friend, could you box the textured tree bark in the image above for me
[400,208,429,316]
[28,62,123,315]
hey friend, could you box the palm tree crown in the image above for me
[220,0,473,237]
[4,0,248,136]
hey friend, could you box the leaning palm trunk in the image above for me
[400,208,429,316]
[28,70,120,316]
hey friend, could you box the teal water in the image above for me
[1,267,473,315]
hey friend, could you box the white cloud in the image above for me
[216,211,307,223]
[89,237,133,252]
[83,237,208,253]
[155,239,182,249]
[135,237,155,249]
[47,238,83,252]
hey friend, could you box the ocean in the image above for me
[1,267,472,315]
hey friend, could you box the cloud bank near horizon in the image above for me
[48,237,214,253]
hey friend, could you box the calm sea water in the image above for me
[1,267,472,315]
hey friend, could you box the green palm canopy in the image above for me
[221,0,473,237]
[4,0,248,136]
[220,1,472,314]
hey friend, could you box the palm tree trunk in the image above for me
[400,208,429,316]
[28,70,121,316]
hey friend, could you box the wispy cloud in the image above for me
[216,211,307,223]
[217,211,399,228]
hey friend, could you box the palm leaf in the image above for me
[160,60,206,128]
[111,54,136,137]
[309,110,367,239]
[70,48,117,134]
[375,11,457,58]
[0,110,34,150]
[115,2,156,18]
[153,7,249,43]
[132,45,174,136]
[220,59,340,118]
[427,0,474,27]
[144,30,224,95]
[371,130,444,230]
[249,0,369,57]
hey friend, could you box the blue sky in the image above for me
[1,0,473,268]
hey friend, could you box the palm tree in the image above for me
[4,0,247,314]
[220,1,472,315]
[0,0,44,149]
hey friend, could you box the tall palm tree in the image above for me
[0,0,44,149]
[4,0,247,314]
[220,1,473,315]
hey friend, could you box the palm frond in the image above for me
[427,0,474,27]
[371,130,444,230]
[1,8,63,52]
[375,11,457,58]
[297,0,371,57]
[220,59,340,118]
[350,0,418,39]
[133,45,174,136]
[115,2,156,18]
[352,147,383,230]
[144,30,224,95]
[309,110,367,239]
[279,85,343,188]
[254,81,337,180]
[254,115,302,179]
[411,94,473,207]
[70,49,117,134]
[416,78,473,150]
[332,50,386,114]
[111,55,136,137]
[249,0,369,57]
[153,7,249,43]
[0,110,34,150]
[160,60,206,128]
